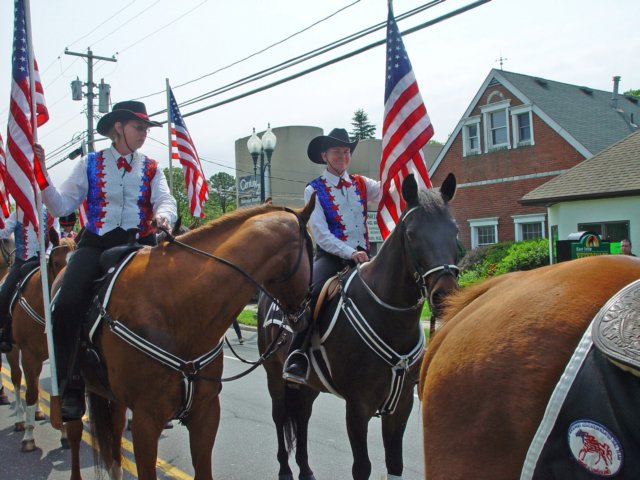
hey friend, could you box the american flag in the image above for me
[377,3,434,239]
[6,0,49,230]
[168,87,209,218]
[0,133,12,228]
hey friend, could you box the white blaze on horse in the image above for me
[259,174,460,480]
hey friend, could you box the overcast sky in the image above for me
[1,0,639,186]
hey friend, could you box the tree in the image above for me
[349,108,376,141]
[624,88,640,98]
[163,167,219,224]
[209,172,236,214]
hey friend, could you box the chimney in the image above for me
[611,75,621,108]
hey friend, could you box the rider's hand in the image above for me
[34,143,47,174]
[154,216,170,230]
[351,250,369,264]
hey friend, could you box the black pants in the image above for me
[52,228,156,389]
[0,257,39,330]
[309,249,351,313]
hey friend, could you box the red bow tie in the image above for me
[336,178,351,189]
[117,156,132,173]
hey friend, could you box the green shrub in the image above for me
[458,239,549,286]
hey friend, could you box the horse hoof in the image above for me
[21,439,36,452]
[14,421,25,432]
[60,437,70,449]
[299,474,316,480]
[0,393,10,405]
[35,410,46,421]
[278,474,294,480]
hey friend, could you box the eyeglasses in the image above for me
[129,124,150,133]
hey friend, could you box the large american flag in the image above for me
[377,3,434,239]
[168,87,209,218]
[6,0,49,230]
[0,133,12,228]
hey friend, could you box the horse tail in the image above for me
[87,391,119,470]
[283,386,300,453]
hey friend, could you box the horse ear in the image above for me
[301,191,317,223]
[264,197,273,206]
[401,174,419,205]
[440,173,457,203]
[49,227,60,247]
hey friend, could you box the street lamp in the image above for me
[246,124,277,203]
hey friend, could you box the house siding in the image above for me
[432,88,586,249]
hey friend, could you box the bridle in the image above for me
[156,206,314,325]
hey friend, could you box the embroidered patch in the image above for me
[568,420,623,476]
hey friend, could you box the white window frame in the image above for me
[512,214,546,241]
[462,116,481,156]
[469,217,499,249]
[510,105,534,147]
[481,100,511,152]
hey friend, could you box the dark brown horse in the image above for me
[0,235,15,405]
[419,255,640,480]
[259,174,460,480]
[77,201,314,480]
[4,235,79,457]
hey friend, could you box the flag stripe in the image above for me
[168,87,208,218]
[377,5,434,240]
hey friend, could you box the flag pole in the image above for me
[23,0,62,429]
[165,78,174,196]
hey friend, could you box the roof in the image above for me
[521,130,640,205]
[498,70,640,156]
[430,69,640,176]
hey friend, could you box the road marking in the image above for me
[1,367,194,479]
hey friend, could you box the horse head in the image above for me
[47,234,77,282]
[398,173,459,317]
[262,193,316,322]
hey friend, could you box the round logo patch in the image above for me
[568,420,623,476]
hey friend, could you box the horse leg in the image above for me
[130,410,164,480]
[186,395,219,480]
[107,403,127,480]
[380,392,414,480]
[0,355,8,405]
[20,350,43,451]
[345,402,372,480]
[6,349,25,431]
[292,388,318,480]
[65,419,84,480]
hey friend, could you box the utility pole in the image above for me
[65,48,116,152]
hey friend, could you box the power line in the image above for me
[171,0,492,121]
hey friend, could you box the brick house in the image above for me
[429,69,640,250]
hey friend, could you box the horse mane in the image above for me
[176,203,285,243]
[417,188,449,215]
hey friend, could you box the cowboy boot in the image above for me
[283,326,313,385]
[58,341,86,422]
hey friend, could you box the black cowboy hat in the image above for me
[307,128,358,164]
[96,100,162,136]
[59,212,76,227]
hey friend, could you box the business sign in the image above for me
[367,211,383,243]
[570,233,610,259]
[237,175,261,207]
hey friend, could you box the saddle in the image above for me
[592,278,640,375]
[313,274,342,321]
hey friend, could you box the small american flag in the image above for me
[168,87,209,218]
[6,0,49,231]
[377,2,433,239]
[0,133,12,227]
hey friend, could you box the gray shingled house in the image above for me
[521,130,640,261]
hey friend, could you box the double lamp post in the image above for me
[246,125,277,203]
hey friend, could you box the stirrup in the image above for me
[283,350,310,384]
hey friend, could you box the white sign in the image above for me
[367,211,383,243]
[237,175,261,207]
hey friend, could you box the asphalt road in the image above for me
[0,326,426,479]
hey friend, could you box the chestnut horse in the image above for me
[81,201,314,480]
[419,255,640,480]
[258,174,460,480]
[4,235,78,457]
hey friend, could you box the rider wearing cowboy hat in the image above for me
[283,127,382,384]
[34,100,177,421]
